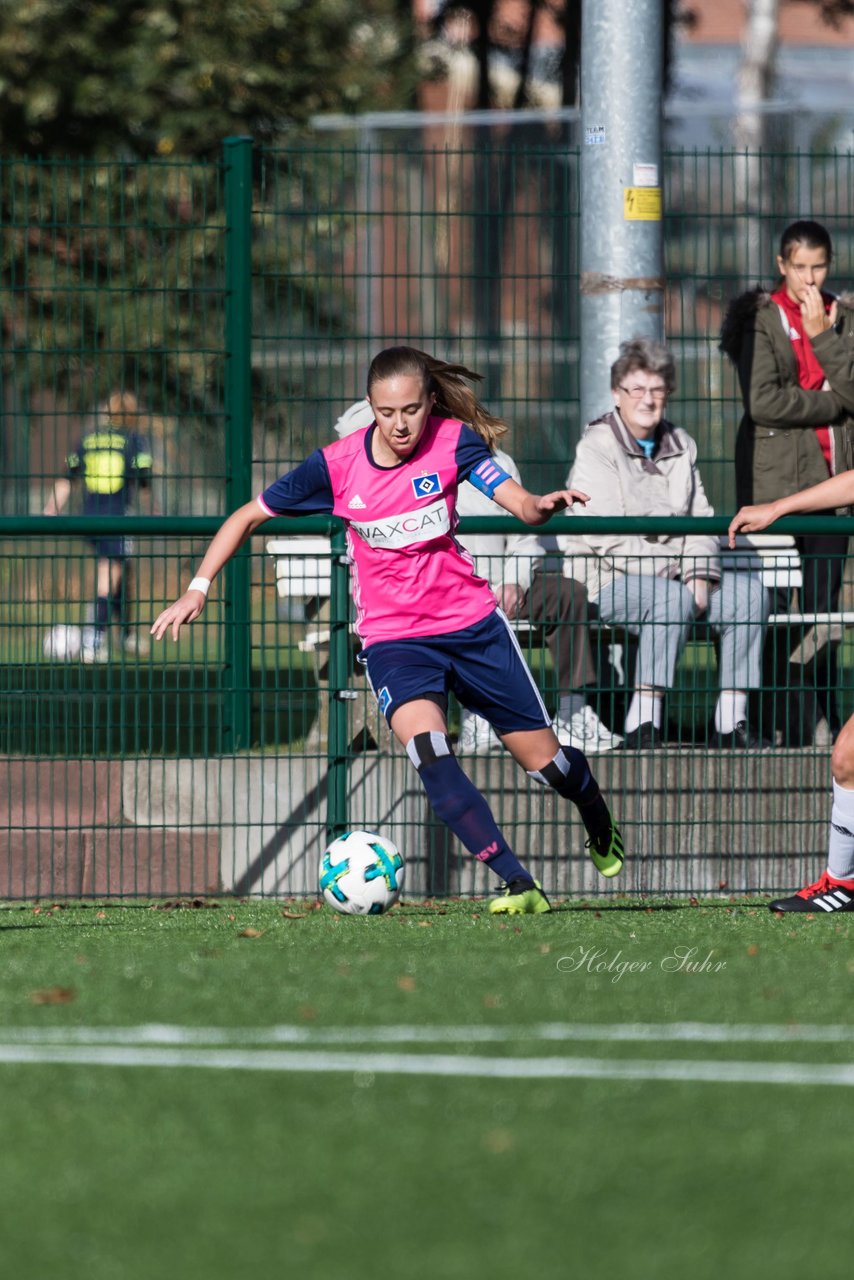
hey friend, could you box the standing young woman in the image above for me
[720,220,854,742]
[151,347,625,913]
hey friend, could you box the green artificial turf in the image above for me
[1,898,852,1280]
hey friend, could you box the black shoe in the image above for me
[709,721,769,750]
[620,723,663,750]
[769,871,854,914]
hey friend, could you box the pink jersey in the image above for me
[258,415,507,645]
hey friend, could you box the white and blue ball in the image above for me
[319,830,405,915]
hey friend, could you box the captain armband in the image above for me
[467,458,512,499]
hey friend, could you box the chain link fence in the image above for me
[2,134,854,899]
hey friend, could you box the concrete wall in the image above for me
[0,747,833,900]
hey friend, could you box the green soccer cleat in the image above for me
[585,821,625,878]
[489,879,552,915]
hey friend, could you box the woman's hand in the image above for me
[498,583,525,618]
[801,284,838,340]
[727,501,780,546]
[151,589,207,643]
[491,477,589,526]
[533,488,589,516]
[687,578,711,614]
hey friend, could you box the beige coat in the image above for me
[563,411,720,598]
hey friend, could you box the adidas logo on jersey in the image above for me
[347,494,367,509]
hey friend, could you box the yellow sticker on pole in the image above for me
[624,187,662,221]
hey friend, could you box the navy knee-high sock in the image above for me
[94,596,110,631]
[406,731,534,887]
[529,745,611,837]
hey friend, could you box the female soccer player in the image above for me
[151,347,625,913]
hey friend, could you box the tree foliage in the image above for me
[0,0,415,157]
[0,1,417,494]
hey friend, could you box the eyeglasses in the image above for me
[618,384,668,401]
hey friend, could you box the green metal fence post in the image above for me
[327,522,352,842]
[222,136,254,752]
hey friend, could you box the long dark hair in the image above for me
[366,346,508,450]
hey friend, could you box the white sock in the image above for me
[558,693,586,720]
[714,690,748,736]
[625,691,662,735]
[827,779,854,881]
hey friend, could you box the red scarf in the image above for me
[771,286,833,470]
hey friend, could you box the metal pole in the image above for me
[222,136,254,752]
[579,0,664,436]
[326,523,352,842]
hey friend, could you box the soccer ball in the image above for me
[319,830,405,915]
[43,624,82,661]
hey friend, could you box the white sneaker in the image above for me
[121,631,149,655]
[459,710,503,753]
[552,706,622,753]
[80,628,108,664]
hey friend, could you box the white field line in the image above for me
[1,1021,853,1047]
[0,1043,854,1087]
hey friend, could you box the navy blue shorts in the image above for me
[360,610,550,734]
[88,537,131,561]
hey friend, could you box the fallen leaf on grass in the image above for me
[237,927,265,939]
[281,910,307,920]
[746,944,759,956]
[397,976,416,991]
[482,1129,515,1154]
[30,987,75,1005]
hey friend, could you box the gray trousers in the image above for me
[590,572,770,691]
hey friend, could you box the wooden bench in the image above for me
[266,536,389,751]
[267,536,335,651]
[267,531,854,747]
[720,532,854,627]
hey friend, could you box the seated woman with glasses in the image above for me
[562,337,770,749]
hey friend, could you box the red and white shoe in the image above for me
[769,871,854,915]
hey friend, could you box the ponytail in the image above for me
[366,346,508,451]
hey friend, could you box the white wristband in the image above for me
[188,577,211,597]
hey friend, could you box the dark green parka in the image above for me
[719,289,854,507]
